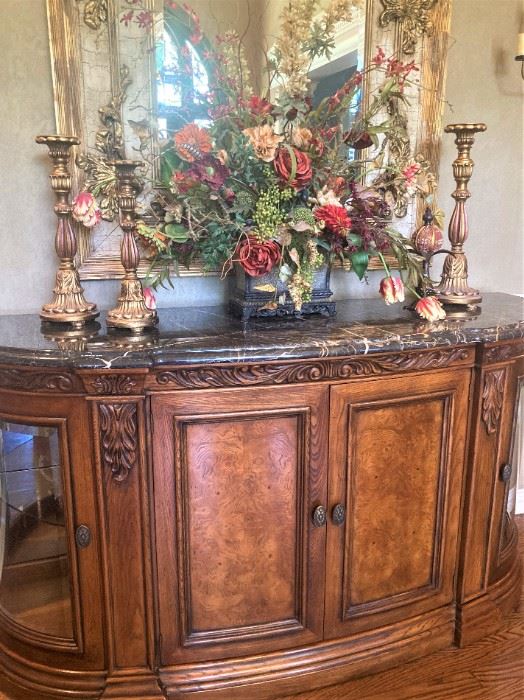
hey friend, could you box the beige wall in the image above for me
[0,0,522,315]
[436,0,523,296]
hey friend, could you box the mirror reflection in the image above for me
[155,0,366,135]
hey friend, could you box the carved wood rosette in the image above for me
[481,369,506,436]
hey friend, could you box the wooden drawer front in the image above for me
[152,385,328,664]
[325,370,470,638]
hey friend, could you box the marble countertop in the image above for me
[0,293,522,369]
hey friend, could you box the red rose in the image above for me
[237,236,281,277]
[273,147,312,190]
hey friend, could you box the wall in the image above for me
[436,0,523,296]
[0,0,522,315]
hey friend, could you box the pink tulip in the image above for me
[143,287,156,310]
[379,276,405,305]
[72,191,101,229]
[415,296,446,321]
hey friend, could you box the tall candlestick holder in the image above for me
[436,123,487,307]
[36,135,99,326]
[106,160,157,332]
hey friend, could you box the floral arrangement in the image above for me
[84,0,447,320]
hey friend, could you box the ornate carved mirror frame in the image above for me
[46,0,452,280]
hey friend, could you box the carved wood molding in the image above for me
[481,369,506,435]
[98,403,138,482]
[0,368,75,393]
[82,374,140,395]
[379,0,437,55]
[484,342,524,364]
[154,348,471,390]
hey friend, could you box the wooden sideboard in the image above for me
[0,296,522,699]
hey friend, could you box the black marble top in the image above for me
[0,293,522,370]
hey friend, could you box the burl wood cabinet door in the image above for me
[325,369,470,638]
[152,384,328,664]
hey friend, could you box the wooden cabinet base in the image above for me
[160,607,455,700]
[0,331,521,700]
[456,551,522,648]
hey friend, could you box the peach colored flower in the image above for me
[379,276,405,305]
[415,296,446,321]
[143,287,156,310]
[243,124,283,162]
[217,149,229,165]
[291,127,313,149]
[174,123,212,162]
[72,192,101,228]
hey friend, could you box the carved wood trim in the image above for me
[481,369,506,435]
[98,402,138,482]
[82,374,139,395]
[0,368,76,393]
[484,341,524,364]
[153,348,472,390]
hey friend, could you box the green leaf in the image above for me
[350,251,369,280]
[164,223,190,242]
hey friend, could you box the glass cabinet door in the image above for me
[0,421,73,639]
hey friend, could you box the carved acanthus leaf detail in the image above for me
[0,369,74,393]
[379,0,437,55]
[155,348,471,390]
[481,369,506,435]
[85,375,138,395]
[98,403,138,482]
[485,342,524,364]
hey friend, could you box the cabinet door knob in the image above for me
[312,505,327,528]
[499,463,512,483]
[332,503,346,525]
[75,524,91,549]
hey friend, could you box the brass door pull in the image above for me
[500,463,512,482]
[312,505,327,528]
[75,524,91,549]
[332,503,346,525]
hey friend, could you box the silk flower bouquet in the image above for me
[137,0,444,320]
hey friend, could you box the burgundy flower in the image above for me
[379,276,405,305]
[343,129,373,150]
[237,236,281,277]
[273,147,312,190]
[186,156,229,190]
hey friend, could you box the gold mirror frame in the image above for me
[47,0,452,280]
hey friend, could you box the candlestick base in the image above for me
[40,264,99,326]
[106,278,157,333]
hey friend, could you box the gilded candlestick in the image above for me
[106,161,157,331]
[36,135,99,326]
[437,123,486,306]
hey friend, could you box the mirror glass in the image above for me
[154,0,367,139]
